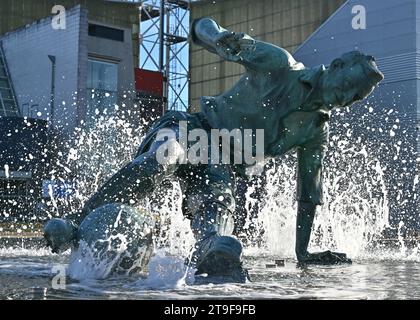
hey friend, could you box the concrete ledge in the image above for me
[0,236,45,250]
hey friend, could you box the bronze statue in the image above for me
[44,18,384,283]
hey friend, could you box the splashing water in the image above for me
[134,252,196,289]
[255,143,390,259]
[0,104,419,299]
[31,104,418,281]
[68,239,152,280]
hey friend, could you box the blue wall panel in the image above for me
[294,0,419,229]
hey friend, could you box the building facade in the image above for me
[0,3,138,133]
[188,0,419,230]
[188,0,346,112]
[0,1,141,220]
[294,0,419,229]
[0,0,140,68]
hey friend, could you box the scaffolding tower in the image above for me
[139,0,190,112]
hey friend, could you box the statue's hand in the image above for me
[214,31,255,62]
[297,250,352,265]
[43,218,78,254]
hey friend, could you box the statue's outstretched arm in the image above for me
[190,18,227,55]
[191,18,296,71]
[295,139,351,265]
[295,143,325,260]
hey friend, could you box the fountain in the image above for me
[1,103,418,299]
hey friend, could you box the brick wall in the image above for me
[1,5,83,133]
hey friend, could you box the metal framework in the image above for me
[139,0,190,112]
[0,41,20,117]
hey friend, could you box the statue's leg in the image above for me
[70,125,183,224]
[45,124,184,253]
[234,173,267,241]
[185,164,249,283]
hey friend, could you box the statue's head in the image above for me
[44,218,77,253]
[322,51,384,109]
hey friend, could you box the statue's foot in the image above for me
[194,235,249,284]
[298,250,352,266]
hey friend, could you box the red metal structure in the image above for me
[134,68,164,97]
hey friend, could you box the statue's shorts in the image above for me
[135,111,237,241]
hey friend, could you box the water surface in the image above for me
[1,248,418,300]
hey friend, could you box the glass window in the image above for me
[88,24,124,42]
[86,59,118,126]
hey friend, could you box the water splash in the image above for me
[134,251,196,289]
[254,143,390,259]
[4,164,10,178]
[38,105,418,274]
[68,239,152,280]
[243,103,418,260]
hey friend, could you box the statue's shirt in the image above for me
[195,39,329,205]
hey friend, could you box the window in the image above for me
[86,59,118,126]
[88,24,124,42]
